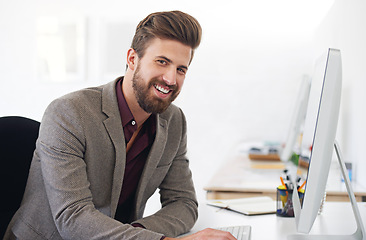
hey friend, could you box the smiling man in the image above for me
[4,11,236,240]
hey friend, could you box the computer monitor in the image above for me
[280,76,311,162]
[248,78,311,162]
[290,48,365,239]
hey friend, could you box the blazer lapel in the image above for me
[101,79,127,217]
[134,115,168,213]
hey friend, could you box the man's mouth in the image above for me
[154,84,171,94]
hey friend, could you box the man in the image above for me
[5,11,236,240]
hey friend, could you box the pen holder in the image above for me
[276,186,304,217]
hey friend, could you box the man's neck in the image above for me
[121,74,151,128]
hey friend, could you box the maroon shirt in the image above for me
[115,77,156,223]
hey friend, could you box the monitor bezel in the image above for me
[292,48,342,233]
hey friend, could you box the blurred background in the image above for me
[1,0,365,209]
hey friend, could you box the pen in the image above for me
[280,176,287,190]
[283,169,294,190]
[298,180,307,190]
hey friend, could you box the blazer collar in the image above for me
[101,77,127,216]
[134,114,168,214]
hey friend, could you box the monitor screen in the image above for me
[291,48,342,234]
[280,76,311,162]
[247,77,311,162]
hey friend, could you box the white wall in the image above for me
[312,0,366,188]
[0,0,344,206]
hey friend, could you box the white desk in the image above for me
[204,154,366,202]
[185,201,366,239]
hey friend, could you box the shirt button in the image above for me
[131,120,136,126]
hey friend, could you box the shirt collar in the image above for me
[116,77,135,128]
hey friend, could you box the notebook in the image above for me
[207,196,276,215]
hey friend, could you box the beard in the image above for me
[132,65,180,114]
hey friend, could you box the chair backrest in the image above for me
[0,116,40,238]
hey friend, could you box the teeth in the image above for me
[154,84,170,94]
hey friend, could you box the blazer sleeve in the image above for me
[38,97,164,240]
[132,108,198,237]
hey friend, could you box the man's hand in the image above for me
[165,228,237,240]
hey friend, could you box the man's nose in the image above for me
[162,67,177,86]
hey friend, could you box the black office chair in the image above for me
[0,116,40,239]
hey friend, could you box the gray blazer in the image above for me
[5,78,198,240]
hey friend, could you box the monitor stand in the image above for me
[288,141,366,240]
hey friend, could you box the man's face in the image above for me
[131,38,192,114]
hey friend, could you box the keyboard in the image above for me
[216,225,251,240]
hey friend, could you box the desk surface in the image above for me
[186,201,366,239]
[204,153,366,202]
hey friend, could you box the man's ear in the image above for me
[126,48,138,71]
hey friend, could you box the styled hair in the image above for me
[131,10,202,63]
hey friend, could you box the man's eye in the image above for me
[157,60,167,65]
[177,68,186,74]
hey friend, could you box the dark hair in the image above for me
[131,10,202,63]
